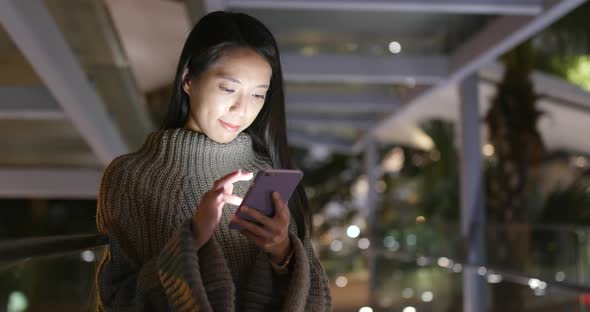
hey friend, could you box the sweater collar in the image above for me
[140,127,271,172]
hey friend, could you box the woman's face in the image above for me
[182,46,272,143]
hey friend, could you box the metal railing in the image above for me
[0,234,108,263]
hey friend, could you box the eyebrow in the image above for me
[220,76,269,89]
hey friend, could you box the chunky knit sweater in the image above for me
[95,128,332,311]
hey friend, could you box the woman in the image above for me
[95,10,332,312]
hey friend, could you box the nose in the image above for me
[229,95,248,117]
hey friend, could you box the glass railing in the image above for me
[1,223,590,312]
[0,235,107,312]
[319,222,590,311]
[369,255,586,312]
[375,223,590,287]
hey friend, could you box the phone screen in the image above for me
[229,169,303,231]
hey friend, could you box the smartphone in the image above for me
[229,169,303,231]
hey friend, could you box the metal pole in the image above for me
[365,136,378,308]
[576,230,586,312]
[459,73,487,312]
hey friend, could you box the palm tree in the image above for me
[485,3,590,310]
[485,41,545,312]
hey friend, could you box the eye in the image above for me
[220,86,235,93]
[253,94,266,100]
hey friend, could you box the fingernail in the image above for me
[242,206,248,212]
[273,192,280,199]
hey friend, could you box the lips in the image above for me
[219,119,241,132]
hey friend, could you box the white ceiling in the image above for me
[103,0,191,92]
[0,0,586,197]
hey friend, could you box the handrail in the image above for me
[0,234,109,263]
[380,250,590,294]
[1,232,589,295]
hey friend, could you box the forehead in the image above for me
[210,47,272,81]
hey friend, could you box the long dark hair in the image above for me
[161,11,312,240]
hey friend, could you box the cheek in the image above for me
[246,103,265,125]
[193,93,230,117]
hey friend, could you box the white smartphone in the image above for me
[229,169,303,231]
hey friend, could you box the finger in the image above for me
[231,215,273,239]
[239,230,266,248]
[213,188,226,209]
[213,170,240,189]
[272,192,290,222]
[214,170,254,190]
[221,193,243,206]
[240,206,276,231]
[206,187,224,202]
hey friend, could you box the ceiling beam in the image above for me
[481,62,590,115]
[183,0,227,24]
[0,168,102,199]
[0,0,128,165]
[371,0,587,143]
[282,53,448,84]
[450,0,587,85]
[0,86,400,118]
[288,131,356,154]
[227,0,544,15]
[203,0,226,12]
[0,87,65,120]
[285,92,399,113]
[287,114,377,129]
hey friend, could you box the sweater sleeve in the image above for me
[95,160,235,311]
[240,227,332,312]
[282,231,333,312]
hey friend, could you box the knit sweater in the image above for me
[95,128,332,311]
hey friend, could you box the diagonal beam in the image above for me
[227,0,544,15]
[371,0,587,142]
[450,0,587,85]
[0,168,102,199]
[282,53,448,84]
[285,92,399,113]
[0,0,128,165]
[0,87,65,120]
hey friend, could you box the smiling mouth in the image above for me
[219,119,241,132]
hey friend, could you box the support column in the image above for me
[365,136,378,307]
[459,73,487,312]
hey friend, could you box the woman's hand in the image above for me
[230,192,292,264]
[191,169,253,249]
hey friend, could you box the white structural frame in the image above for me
[227,0,544,15]
[287,114,377,129]
[282,53,448,85]
[204,0,226,11]
[288,130,356,154]
[0,0,129,165]
[286,92,399,113]
[459,73,487,312]
[0,87,65,120]
[0,169,103,199]
[373,0,587,142]
[0,86,396,119]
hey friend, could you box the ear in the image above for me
[181,68,192,97]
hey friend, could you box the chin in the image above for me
[209,131,239,144]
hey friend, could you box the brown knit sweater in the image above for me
[95,128,332,311]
